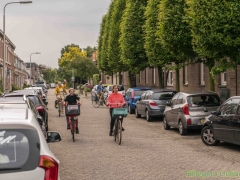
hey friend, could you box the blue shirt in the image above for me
[97,84,104,93]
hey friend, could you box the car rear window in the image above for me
[187,95,220,107]
[153,92,176,100]
[0,129,40,173]
[28,96,41,106]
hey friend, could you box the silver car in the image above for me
[163,91,221,135]
[0,104,61,179]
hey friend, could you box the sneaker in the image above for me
[76,127,79,134]
[62,110,64,114]
[122,127,125,131]
[67,125,70,130]
[109,131,113,136]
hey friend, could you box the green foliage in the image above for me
[186,0,240,76]
[93,74,99,85]
[23,83,30,88]
[42,68,58,84]
[119,0,149,74]
[84,46,97,58]
[84,87,91,92]
[108,0,128,73]
[60,44,80,58]
[12,85,22,91]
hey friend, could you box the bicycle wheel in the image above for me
[92,98,100,108]
[71,118,75,142]
[116,120,122,145]
[113,119,118,141]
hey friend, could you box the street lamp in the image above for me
[30,52,41,85]
[3,1,32,92]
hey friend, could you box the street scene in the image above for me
[1,0,240,180]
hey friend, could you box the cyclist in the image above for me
[106,84,126,136]
[54,81,67,114]
[64,88,81,133]
[97,81,105,101]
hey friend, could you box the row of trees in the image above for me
[98,0,240,91]
[42,44,98,86]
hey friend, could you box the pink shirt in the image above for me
[107,93,125,108]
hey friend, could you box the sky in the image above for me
[0,0,111,68]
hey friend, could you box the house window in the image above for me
[167,71,173,86]
[221,72,227,85]
[152,68,156,85]
[145,68,148,84]
[200,63,205,85]
[183,66,188,85]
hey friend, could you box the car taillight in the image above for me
[36,105,45,112]
[39,155,58,180]
[149,101,157,106]
[187,118,191,125]
[182,104,189,115]
[131,91,134,101]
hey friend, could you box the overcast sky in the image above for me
[0,0,111,68]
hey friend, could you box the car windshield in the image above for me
[153,92,176,100]
[28,96,41,106]
[0,129,40,173]
[109,86,124,91]
[188,95,220,107]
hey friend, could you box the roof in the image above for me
[5,92,37,97]
[180,91,219,96]
[151,89,177,93]
[128,87,152,90]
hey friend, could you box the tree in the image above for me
[60,44,80,58]
[186,0,240,91]
[84,46,97,58]
[158,0,194,92]
[107,0,127,84]
[144,0,167,88]
[119,0,148,87]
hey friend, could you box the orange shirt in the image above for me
[107,93,125,108]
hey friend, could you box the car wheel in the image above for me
[128,105,134,114]
[135,107,141,118]
[179,120,187,135]
[146,109,152,122]
[201,126,220,146]
[163,116,170,130]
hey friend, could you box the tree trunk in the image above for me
[128,71,132,88]
[157,66,163,88]
[208,63,215,92]
[119,72,122,85]
[175,68,180,92]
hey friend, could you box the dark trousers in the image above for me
[109,108,123,132]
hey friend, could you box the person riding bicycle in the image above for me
[64,88,81,134]
[54,81,67,114]
[106,84,126,136]
[97,81,105,101]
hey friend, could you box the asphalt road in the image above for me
[47,89,240,180]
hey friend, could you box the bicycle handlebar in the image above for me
[106,103,126,108]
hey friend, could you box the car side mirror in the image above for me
[46,131,61,143]
[44,101,48,106]
[138,98,141,101]
[211,111,219,115]
[166,101,171,106]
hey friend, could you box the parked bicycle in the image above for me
[109,103,128,145]
[65,104,80,142]
[91,91,108,108]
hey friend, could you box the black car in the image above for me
[201,96,240,146]
[4,92,49,131]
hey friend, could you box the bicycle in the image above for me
[56,92,66,117]
[91,91,108,108]
[110,103,128,145]
[65,104,80,142]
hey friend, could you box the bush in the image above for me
[23,83,30,88]
[84,87,91,92]
[93,74,99,85]
[12,85,22,91]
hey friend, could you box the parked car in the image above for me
[125,87,152,114]
[135,89,177,121]
[163,91,221,135]
[0,96,47,137]
[0,105,61,179]
[24,87,47,100]
[201,96,240,146]
[106,85,125,97]
[4,91,49,131]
